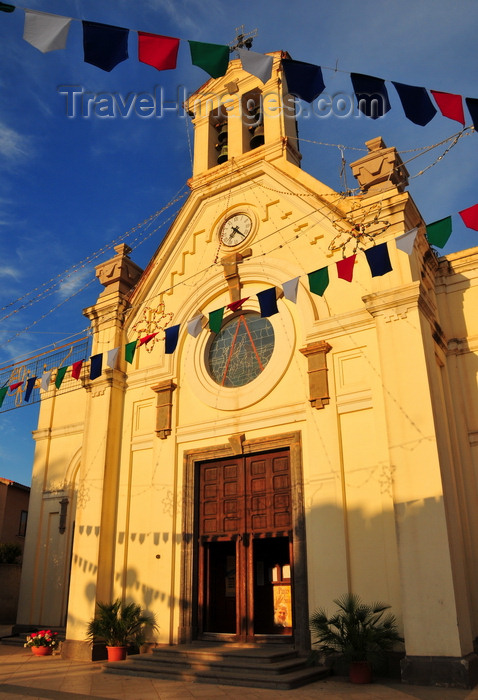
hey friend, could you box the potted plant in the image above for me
[310,593,403,684]
[24,630,59,656]
[86,599,157,661]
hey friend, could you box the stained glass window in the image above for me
[208,313,275,387]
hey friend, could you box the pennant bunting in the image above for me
[282,277,300,303]
[83,21,129,72]
[351,73,391,119]
[282,59,325,102]
[0,3,14,12]
[106,347,120,369]
[187,315,204,338]
[24,377,36,402]
[23,10,71,53]
[139,332,158,346]
[9,381,23,391]
[459,203,478,231]
[138,32,179,71]
[71,360,83,380]
[165,324,180,354]
[90,353,103,379]
[308,267,329,296]
[55,366,68,389]
[364,242,393,277]
[40,370,52,392]
[188,40,229,79]
[426,216,452,248]
[395,227,418,255]
[465,97,478,130]
[209,307,225,333]
[238,48,273,84]
[0,387,7,407]
[257,287,279,317]
[125,340,137,364]
[430,90,465,125]
[227,298,249,312]
[392,82,437,126]
[336,255,356,282]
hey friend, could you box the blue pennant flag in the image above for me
[351,73,391,119]
[83,21,129,72]
[282,59,325,103]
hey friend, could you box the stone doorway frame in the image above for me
[179,431,310,652]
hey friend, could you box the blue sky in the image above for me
[0,0,477,486]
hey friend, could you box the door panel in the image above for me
[203,541,236,633]
[198,451,292,640]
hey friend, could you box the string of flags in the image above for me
[1,4,478,130]
[0,212,469,411]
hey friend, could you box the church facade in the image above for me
[17,52,478,687]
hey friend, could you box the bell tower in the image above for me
[185,50,301,178]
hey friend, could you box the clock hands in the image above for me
[231,225,246,238]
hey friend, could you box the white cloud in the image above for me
[57,267,93,300]
[0,265,21,281]
[0,122,31,160]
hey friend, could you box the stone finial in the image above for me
[95,244,143,297]
[350,137,409,194]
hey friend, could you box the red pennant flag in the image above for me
[459,203,478,231]
[138,33,179,71]
[430,90,465,125]
[336,255,356,282]
[9,381,23,391]
[71,360,84,380]
[139,332,158,346]
[227,298,249,312]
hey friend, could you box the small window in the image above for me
[18,510,28,537]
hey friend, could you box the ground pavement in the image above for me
[1,631,478,700]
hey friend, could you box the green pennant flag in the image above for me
[426,216,452,248]
[209,307,225,334]
[125,340,137,364]
[308,267,329,296]
[0,386,7,407]
[0,3,15,12]
[55,366,68,389]
[189,40,229,79]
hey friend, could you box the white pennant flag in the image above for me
[40,369,52,392]
[282,277,300,303]
[187,315,204,338]
[106,347,120,369]
[238,48,273,84]
[395,227,418,255]
[23,10,72,53]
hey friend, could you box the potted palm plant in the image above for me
[310,593,403,684]
[86,599,157,661]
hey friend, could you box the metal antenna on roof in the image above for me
[229,25,258,54]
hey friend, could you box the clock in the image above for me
[220,213,253,247]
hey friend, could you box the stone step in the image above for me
[103,644,329,690]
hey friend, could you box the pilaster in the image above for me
[363,281,477,686]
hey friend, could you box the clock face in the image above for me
[220,213,253,247]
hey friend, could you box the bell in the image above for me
[250,125,265,150]
[217,144,228,164]
[217,122,228,143]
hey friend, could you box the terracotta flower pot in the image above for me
[31,646,52,656]
[349,661,372,684]
[106,646,127,661]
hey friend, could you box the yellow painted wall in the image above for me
[17,53,478,674]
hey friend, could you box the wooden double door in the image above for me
[197,450,293,641]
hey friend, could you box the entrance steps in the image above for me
[103,642,329,690]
